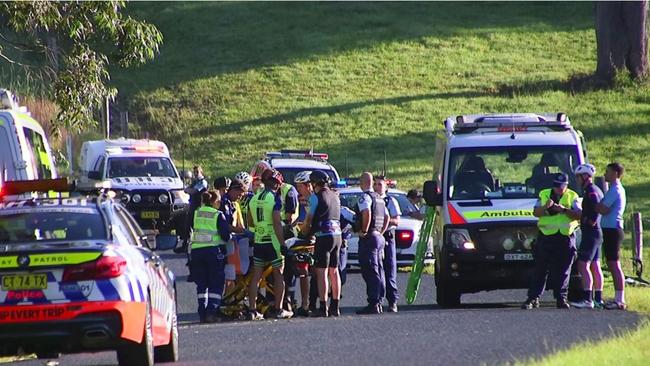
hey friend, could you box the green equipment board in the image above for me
[406,206,436,304]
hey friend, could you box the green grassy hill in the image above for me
[113,2,650,221]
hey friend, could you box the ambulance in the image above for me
[422,113,587,307]
[77,138,189,236]
[0,89,57,185]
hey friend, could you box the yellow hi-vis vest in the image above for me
[191,206,226,249]
[280,183,298,222]
[537,188,580,236]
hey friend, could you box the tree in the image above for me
[0,1,162,133]
[594,1,648,82]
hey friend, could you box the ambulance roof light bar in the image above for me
[447,113,571,134]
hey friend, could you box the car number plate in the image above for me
[2,274,48,291]
[141,211,160,219]
[504,253,533,261]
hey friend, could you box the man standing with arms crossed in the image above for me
[597,162,627,310]
[374,175,401,313]
[356,172,390,315]
[570,164,605,309]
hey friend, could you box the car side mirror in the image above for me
[594,176,608,194]
[88,171,101,180]
[423,180,442,206]
[140,234,156,250]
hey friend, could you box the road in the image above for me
[17,252,641,366]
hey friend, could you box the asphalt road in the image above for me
[17,252,641,366]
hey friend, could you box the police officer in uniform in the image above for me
[356,172,390,315]
[175,165,208,254]
[191,190,231,323]
[374,175,401,313]
[522,173,581,309]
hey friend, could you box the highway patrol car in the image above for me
[0,179,178,365]
[422,113,587,307]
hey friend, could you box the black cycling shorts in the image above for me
[602,228,624,262]
[577,227,603,262]
[253,242,284,268]
[314,235,342,269]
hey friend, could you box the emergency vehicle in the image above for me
[0,179,179,365]
[422,113,587,307]
[251,150,341,185]
[77,138,189,237]
[0,89,58,184]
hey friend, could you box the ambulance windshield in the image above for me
[447,146,580,200]
[107,157,178,178]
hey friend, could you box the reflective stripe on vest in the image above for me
[192,206,225,249]
[280,183,298,222]
[537,188,580,236]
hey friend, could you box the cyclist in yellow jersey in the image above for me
[247,169,292,320]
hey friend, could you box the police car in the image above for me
[338,186,434,267]
[0,179,178,365]
[77,138,189,239]
[422,113,587,307]
[251,149,341,184]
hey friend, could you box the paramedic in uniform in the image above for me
[521,173,581,309]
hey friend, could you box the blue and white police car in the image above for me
[0,179,178,366]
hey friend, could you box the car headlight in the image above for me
[121,193,131,204]
[447,228,475,250]
[171,189,190,203]
[132,194,142,203]
[502,237,515,250]
[158,193,169,204]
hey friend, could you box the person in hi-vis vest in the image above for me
[522,173,581,310]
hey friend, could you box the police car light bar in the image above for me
[107,146,165,154]
[266,150,329,160]
[0,178,70,196]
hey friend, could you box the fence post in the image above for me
[631,212,643,278]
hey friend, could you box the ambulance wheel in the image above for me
[117,299,154,366]
[155,290,179,363]
[434,256,461,307]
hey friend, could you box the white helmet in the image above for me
[234,171,253,186]
[294,170,312,184]
[574,164,596,177]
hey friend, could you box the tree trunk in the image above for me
[595,1,648,81]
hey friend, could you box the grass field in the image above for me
[113,2,650,219]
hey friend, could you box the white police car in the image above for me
[0,179,178,366]
[338,186,433,267]
[251,149,341,185]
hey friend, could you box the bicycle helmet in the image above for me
[261,168,283,184]
[309,170,331,186]
[574,164,596,177]
[294,170,312,184]
[233,171,252,186]
[214,176,232,189]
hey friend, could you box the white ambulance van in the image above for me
[0,89,57,186]
[78,138,189,237]
[422,113,587,307]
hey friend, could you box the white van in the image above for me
[422,113,587,307]
[0,94,57,185]
[78,138,189,235]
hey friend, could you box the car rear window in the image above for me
[0,207,106,244]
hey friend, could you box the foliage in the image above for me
[0,0,162,134]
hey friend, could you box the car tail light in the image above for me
[395,230,414,249]
[62,255,127,282]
